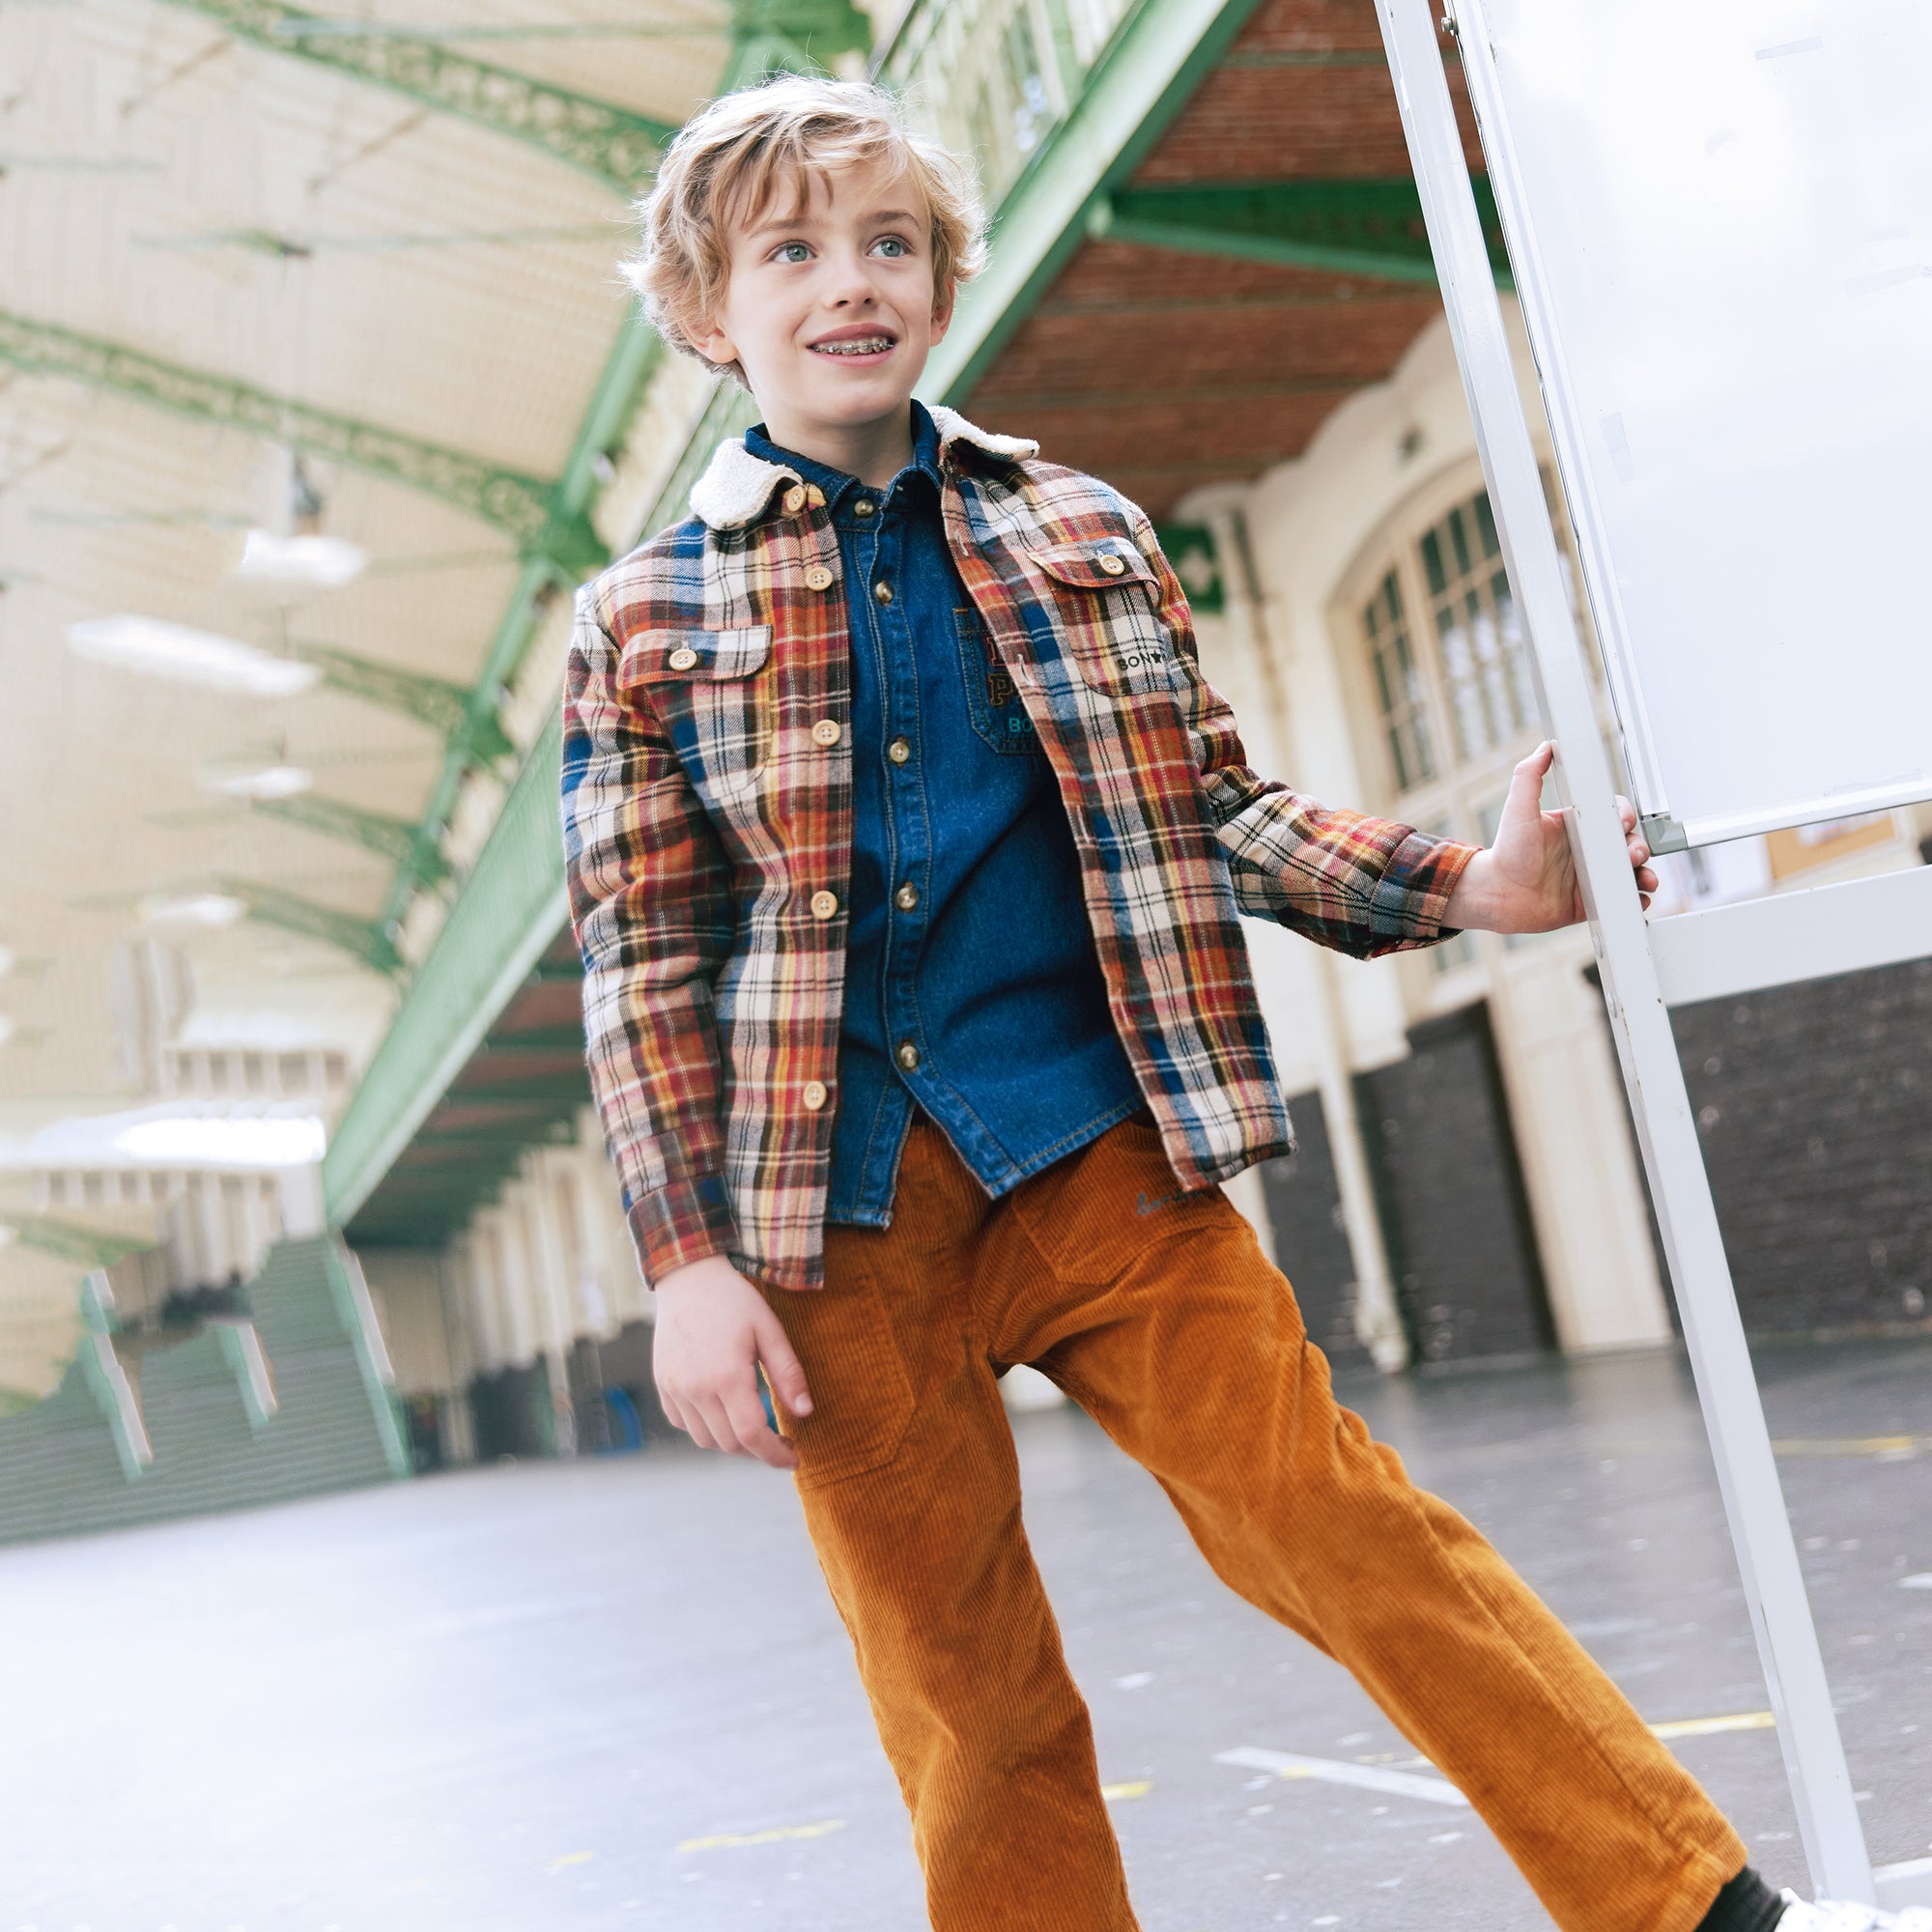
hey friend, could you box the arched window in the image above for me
[1339,465,1599,982]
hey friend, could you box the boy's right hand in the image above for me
[652,1255,811,1470]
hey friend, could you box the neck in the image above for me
[758,400,917,490]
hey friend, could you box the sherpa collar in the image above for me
[687,404,1038,530]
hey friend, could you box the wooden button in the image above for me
[811,719,841,748]
[887,738,911,765]
[802,1080,829,1112]
[667,645,699,670]
[810,890,838,921]
[806,485,826,507]
[895,882,919,911]
[805,564,835,591]
[895,1040,921,1072]
[1098,553,1127,576]
[873,580,894,605]
[782,485,808,515]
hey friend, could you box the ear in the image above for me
[688,312,740,369]
[929,281,956,347]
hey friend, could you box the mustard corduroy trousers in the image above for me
[762,1118,1747,1931]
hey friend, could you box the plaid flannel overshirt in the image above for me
[561,407,1477,1291]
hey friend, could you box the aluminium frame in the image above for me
[1373,0,1876,1901]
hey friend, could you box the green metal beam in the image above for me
[213,877,400,973]
[724,0,870,85]
[0,309,570,552]
[917,0,1271,402]
[158,0,672,192]
[375,320,661,932]
[324,711,571,1228]
[293,641,515,762]
[1094,178,1511,288]
[255,793,449,882]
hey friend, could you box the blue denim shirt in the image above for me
[743,405,1143,1225]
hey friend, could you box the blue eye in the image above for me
[777,242,810,264]
[875,237,908,258]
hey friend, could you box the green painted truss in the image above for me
[1094,177,1512,287]
[0,310,598,561]
[159,0,674,192]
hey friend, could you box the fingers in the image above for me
[658,1372,799,1468]
[724,1380,800,1470]
[754,1307,811,1418]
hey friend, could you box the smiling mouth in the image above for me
[810,335,895,356]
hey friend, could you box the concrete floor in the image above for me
[3,1340,1931,1932]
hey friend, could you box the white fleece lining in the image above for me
[686,404,1040,530]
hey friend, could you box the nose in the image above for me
[822,244,882,309]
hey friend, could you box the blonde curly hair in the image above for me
[622,75,986,387]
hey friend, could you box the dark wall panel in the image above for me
[1355,1000,1553,1365]
[1670,955,1932,1336]
[1258,1090,1371,1371]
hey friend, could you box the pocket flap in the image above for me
[619,625,773,692]
[1030,540,1159,594]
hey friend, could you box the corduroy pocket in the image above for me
[766,1262,917,1491]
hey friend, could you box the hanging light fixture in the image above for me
[199,762,315,800]
[67,616,322,697]
[138,893,248,928]
[232,530,367,589]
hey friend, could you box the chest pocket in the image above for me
[1030,541,1183,700]
[618,626,774,795]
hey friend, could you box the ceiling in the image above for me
[960,0,1485,516]
[0,0,737,1119]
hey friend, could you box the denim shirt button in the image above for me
[887,737,912,765]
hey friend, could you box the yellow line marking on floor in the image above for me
[678,1819,847,1853]
[1772,1435,1931,1457]
[1649,1712,1776,1740]
[1102,1780,1151,1802]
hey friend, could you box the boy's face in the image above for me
[694,154,952,445]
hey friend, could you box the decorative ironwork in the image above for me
[0,310,558,546]
[292,640,514,764]
[159,0,673,190]
[213,877,400,973]
[254,793,450,882]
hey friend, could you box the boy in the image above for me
[562,74,1908,1932]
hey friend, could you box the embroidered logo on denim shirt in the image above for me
[956,606,1040,756]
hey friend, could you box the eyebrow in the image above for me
[746,207,923,241]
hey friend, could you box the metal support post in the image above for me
[1373,0,1872,1899]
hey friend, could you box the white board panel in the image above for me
[1469,0,1932,848]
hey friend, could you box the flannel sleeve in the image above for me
[561,588,740,1284]
[1131,511,1479,959]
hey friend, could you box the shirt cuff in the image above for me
[1367,830,1483,951]
[627,1169,739,1287]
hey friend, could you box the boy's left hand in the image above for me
[1443,742,1658,935]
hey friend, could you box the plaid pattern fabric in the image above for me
[561,409,1477,1290]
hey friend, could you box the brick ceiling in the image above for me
[962,0,1486,518]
